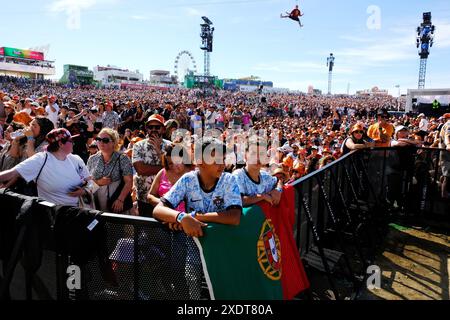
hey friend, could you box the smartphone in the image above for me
[70,180,87,192]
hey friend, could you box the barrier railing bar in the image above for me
[300,192,339,300]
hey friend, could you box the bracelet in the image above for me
[176,212,187,223]
[275,187,283,193]
[27,136,35,141]
[116,199,123,203]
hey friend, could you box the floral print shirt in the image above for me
[161,171,242,213]
[87,151,133,182]
[102,111,121,129]
[132,138,171,201]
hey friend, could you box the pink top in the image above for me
[242,114,251,125]
[158,169,185,212]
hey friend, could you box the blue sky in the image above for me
[1,0,449,95]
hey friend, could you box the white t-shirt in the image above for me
[205,110,217,125]
[419,118,429,132]
[45,103,60,127]
[15,152,91,206]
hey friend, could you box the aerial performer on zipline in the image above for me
[280,4,304,28]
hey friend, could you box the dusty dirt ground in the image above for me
[359,222,450,300]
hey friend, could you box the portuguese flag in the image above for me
[194,186,310,300]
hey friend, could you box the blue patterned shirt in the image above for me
[232,168,278,196]
[161,171,242,213]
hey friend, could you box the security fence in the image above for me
[291,146,448,299]
[0,147,448,300]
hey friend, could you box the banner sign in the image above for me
[1,47,44,61]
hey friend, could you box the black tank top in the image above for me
[342,136,364,155]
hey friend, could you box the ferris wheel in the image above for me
[174,50,197,83]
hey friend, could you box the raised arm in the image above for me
[0,168,21,185]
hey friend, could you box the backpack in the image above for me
[11,153,48,197]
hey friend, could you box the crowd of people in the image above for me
[0,78,449,229]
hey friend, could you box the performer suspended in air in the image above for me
[281,5,304,28]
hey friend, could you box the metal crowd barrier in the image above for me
[0,147,448,300]
[0,197,209,301]
[364,147,448,218]
[290,146,449,300]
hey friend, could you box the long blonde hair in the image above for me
[98,128,120,152]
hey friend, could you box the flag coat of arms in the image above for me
[194,186,309,300]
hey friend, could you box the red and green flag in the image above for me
[194,186,310,300]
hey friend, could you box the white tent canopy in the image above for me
[406,88,450,112]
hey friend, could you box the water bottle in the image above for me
[10,130,25,139]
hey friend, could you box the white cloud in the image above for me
[49,0,100,13]
[130,12,178,21]
[335,18,447,68]
[48,0,117,29]
[254,62,323,72]
[433,19,450,48]
[185,7,205,17]
[276,80,325,91]
[230,17,243,25]
[338,17,450,65]
[335,31,417,65]
[253,61,357,75]
[275,79,349,92]
[339,35,376,43]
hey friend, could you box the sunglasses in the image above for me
[146,125,162,130]
[62,138,73,144]
[95,137,112,144]
[353,131,364,134]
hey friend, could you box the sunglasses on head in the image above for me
[95,137,112,143]
[146,125,162,130]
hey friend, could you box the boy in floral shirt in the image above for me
[153,137,242,237]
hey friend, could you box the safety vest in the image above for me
[432,100,440,110]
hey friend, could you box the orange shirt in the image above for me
[367,122,394,147]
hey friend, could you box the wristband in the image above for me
[27,136,35,141]
[176,212,187,223]
[275,187,283,193]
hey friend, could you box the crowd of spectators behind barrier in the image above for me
[0,76,449,211]
[0,58,54,69]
